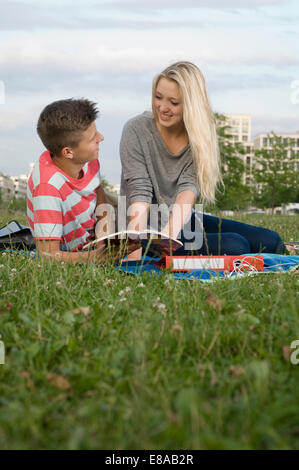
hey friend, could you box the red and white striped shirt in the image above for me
[27,150,101,251]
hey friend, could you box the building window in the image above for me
[242,135,248,142]
[246,157,251,165]
[263,137,267,145]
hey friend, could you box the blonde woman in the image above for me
[120,61,285,258]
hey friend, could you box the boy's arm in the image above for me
[36,239,104,263]
[96,185,106,206]
[36,239,140,264]
[30,181,133,263]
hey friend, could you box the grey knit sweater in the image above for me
[120,111,199,207]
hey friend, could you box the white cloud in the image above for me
[1,28,298,80]
[0,0,295,32]
[252,114,299,136]
[0,111,33,130]
[95,0,286,9]
[0,80,5,104]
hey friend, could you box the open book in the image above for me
[83,229,183,257]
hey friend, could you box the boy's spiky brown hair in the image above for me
[37,98,99,155]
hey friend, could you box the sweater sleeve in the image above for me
[176,159,200,199]
[120,121,153,204]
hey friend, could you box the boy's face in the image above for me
[70,122,104,164]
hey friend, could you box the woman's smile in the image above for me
[159,113,172,121]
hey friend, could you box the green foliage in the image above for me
[0,209,298,450]
[252,133,299,210]
[212,119,298,211]
[100,176,113,190]
[0,196,27,213]
[214,114,251,210]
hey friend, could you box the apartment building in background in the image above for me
[254,132,299,170]
[225,114,251,144]
[224,115,299,187]
[0,173,15,200]
[10,175,28,199]
[112,184,120,195]
[225,114,254,184]
[0,163,33,200]
[251,132,299,199]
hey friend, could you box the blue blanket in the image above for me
[117,254,299,281]
[8,249,299,281]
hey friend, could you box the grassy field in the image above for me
[0,209,298,450]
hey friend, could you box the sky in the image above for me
[0,0,298,184]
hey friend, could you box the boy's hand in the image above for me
[96,241,106,252]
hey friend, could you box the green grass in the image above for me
[0,210,298,450]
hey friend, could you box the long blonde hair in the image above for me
[152,61,222,204]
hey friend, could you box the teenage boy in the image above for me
[27,98,138,263]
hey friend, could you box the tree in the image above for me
[252,132,299,212]
[100,176,113,190]
[213,113,251,211]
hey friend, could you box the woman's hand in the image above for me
[162,190,195,239]
[125,247,143,261]
[95,239,141,263]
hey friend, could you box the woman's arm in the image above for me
[127,201,150,232]
[120,121,153,260]
[161,189,195,239]
[120,122,153,206]
[125,191,195,260]
[124,201,150,260]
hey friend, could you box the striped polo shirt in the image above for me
[27,150,101,251]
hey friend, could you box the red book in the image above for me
[156,255,264,272]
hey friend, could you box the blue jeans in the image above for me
[173,212,285,255]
